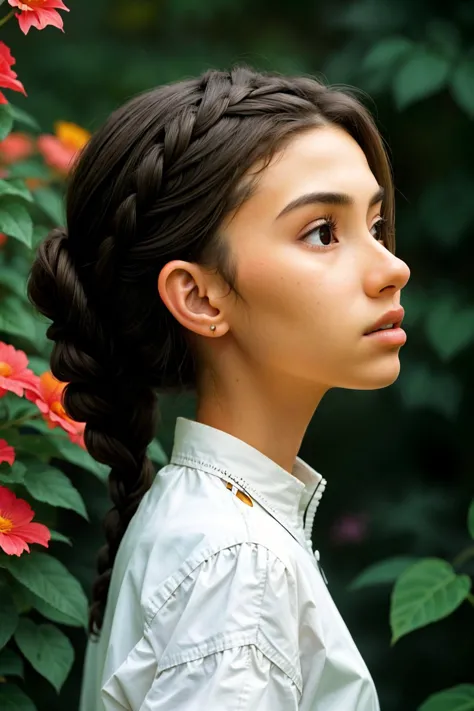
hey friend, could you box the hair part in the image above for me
[27,65,395,635]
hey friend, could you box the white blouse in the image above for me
[79,416,380,711]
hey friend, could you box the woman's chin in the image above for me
[342,356,402,391]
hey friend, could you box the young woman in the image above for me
[28,66,410,710]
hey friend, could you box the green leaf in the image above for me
[425,20,461,62]
[419,173,474,246]
[9,104,41,132]
[390,558,471,643]
[363,36,414,72]
[49,530,72,546]
[0,264,29,300]
[0,295,43,349]
[0,586,19,650]
[7,160,51,181]
[33,187,65,226]
[0,462,27,486]
[396,362,462,420]
[349,556,419,590]
[50,431,108,481]
[14,619,74,693]
[393,48,451,109]
[0,684,36,711]
[0,200,33,248]
[0,104,14,141]
[0,551,88,628]
[426,299,474,361]
[468,500,474,539]
[0,180,33,204]
[30,592,83,628]
[22,458,89,520]
[451,57,474,118]
[0,648,24,679]
[148,438,168,465]
[418,684,474,711]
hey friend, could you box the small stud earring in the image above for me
[210,324,216,332]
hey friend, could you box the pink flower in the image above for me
[0,485,50,556]
[0,439,15,466]
[0,342,40,399]
[330,512,370,546]
[8,0,70,35]
[0,42,26,105]
[0,132,35,164]
[26,371,86,446]
[37,121,91,176]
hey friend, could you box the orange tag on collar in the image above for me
[223,480,253,507]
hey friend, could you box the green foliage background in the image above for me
[1,0,473,708]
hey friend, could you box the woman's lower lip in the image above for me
[364,327,407,345]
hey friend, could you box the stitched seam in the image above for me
[172,453,296,534]
[236,645,252,711]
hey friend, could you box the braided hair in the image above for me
[27,66,395,635]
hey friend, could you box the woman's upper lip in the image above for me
[364,307,405,335]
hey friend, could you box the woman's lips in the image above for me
[363,326,407,346]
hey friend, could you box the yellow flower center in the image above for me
[16,1,45,10]
[50,401,67,419]
[0,515,13,534]
[0,361,13,377]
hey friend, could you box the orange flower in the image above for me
[0,132,35,164]
[0,439,15,466]
[37,121,91,176]
[0,342,39,398]
[26,371,86,446]
[0,42,26,105]
[8,0,69,35]
[0,485,50,555]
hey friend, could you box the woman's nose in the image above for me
[364,246,411,298]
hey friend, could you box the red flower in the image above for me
[0,132,35,164]
[26,371,86,446]
[0,342,39,398]
[0,233,7,248]
[0,485,50,555]
[8,0,69,35]
[0,439,15,466]
[0,42,26,105]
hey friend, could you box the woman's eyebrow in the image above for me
[275,185,385,219]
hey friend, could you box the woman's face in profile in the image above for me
[220,124,411,392]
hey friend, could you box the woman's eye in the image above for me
[370,218,385,241]
[301,220,337,248]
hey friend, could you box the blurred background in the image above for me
[3,0,474,708]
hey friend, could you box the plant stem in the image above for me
[452,545,474,568]
[0,9,15,28]
[0,413,41,430]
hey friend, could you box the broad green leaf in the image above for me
[0,462,27,485]
[0,295,46,350]
[33,187,65,226]
[148,438,168,465]
[468,499,474,539]
[450,57,474,118]
[31,225,49,250]
[0,104,14,141]
[390,558,471,643]
[25,356,50,377]
[418,684,474,711]
[0,648,24,679]
[31,592,83,627]
[393,49,450,110]
[0,551,88,627]
[14,619,74,693]
[50,431,108,481]
[0,684,36,711]
[363,36,413,72]
[0,200,33,248]
[0,393,38,425]
[22,459,89,520]
[0,264,29,300]
[426,299,474,361]
[0,180,33,204]
[349,556,418,590]
[0,586,19,650]
[49,530,72,546]
[9,104,41,132]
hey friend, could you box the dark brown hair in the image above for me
[27,66,395,635]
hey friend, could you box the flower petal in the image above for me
[13,522,50,547]
[0,532,30,555]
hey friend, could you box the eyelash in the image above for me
[299,213,387,251]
